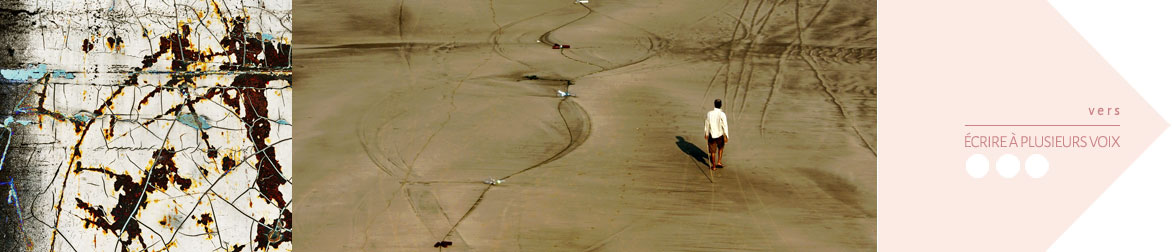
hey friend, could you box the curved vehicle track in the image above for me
[434,2,668,245]
[352,1,670,247]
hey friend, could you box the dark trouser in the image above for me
[707,135,726,167]
[707,135,726,152]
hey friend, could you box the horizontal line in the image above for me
[964,125,1120,127]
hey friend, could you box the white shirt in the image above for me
[705,108,729,138]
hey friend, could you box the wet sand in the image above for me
[294,0,876,250]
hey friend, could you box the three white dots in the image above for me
[966,154,1049,178]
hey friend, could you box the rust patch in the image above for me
[252,209,292,250]
[195,213,213,226]
[72,147,195,250]
[82,38,94,53]
[219,17,291,70]
[105,36,124,51]
[221,156,236,172]
[231,74,289,209]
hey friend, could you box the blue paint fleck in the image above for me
[177,113,212,130]
[0,117,28,127]
[0,65,75,81]
[51,70,75,79]
[0,64,47,82]
[71,111,95,123]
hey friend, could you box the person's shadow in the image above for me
[675,136,709,166]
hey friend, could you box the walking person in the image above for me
[705,99,729,170]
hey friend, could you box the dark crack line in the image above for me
[26,211,79,252]
[163,138,293,247]
[130,216,168,250]
[207,190,226,251]
[51,83,133,250]
[111,109,181,251]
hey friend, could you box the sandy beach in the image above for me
[294,0,876,250]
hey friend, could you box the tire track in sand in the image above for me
[435,2,665,248]
[349,5,599,247]
[351,1,668,248]
[791,0,875,156]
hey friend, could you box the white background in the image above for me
[1048,0,1172,250]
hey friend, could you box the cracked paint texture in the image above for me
[0,0,291,251]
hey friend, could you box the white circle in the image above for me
[965,154,989,178]
[996,154,1021,178]
[1024,154,1049,178]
